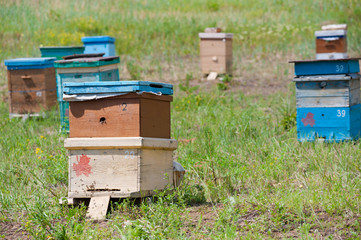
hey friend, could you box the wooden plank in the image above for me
[68,190,154,198]
[86,195,110,220]
[64,137,178,150]
[295,80,360,108]
[140,149,173,190]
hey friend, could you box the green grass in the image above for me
[1,0,361,239]
[1,88,361,238]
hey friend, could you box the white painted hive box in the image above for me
[64,137,178,198]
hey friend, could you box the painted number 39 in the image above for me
[337,110,346,117]
[336,65,344,72]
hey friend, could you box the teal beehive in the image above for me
[81,36,115,57]
[54,54,120,132]
[39,46,85,60]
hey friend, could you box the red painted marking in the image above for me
[301,112,315,127]
[73,154,92,177]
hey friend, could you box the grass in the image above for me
[1,0,361,239]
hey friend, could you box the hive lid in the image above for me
[4,57,56,70]
[315,29,347,38]
[64,137,178,150]
[199,33,233,39]
[63,81,173,96]
[54,56,120,68]
[81,36,115,43]
[289,58,361,76]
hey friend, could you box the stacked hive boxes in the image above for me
[315,24,348,60]
[54,54,120,132]
[290,58,361,142]
[4,58,57,118]
[62,81,177,201]
[199,28,233,75]
[81,36,116,57]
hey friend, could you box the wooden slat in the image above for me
[140,149,173,190]
[296,80,360,108]
[64,137,178,150]
[68,190,154,198]
[86,195,110,220]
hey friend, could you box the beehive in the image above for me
[315,24,347,60]
[62,81,173,138]
[64,137,177,199]
[199,32,233,75]
[39,46,85,60]
[82,36,116,57]
[54,55,120,132]
[290,58,361,142]
[4,58,57,117]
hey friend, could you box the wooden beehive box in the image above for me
[54,55,120,132]
[290,58,361,142]
[63,81,173,138]
[64,137,177,199]
[199,32,233,75]
[315,24,347,59]
[4,58,57,117]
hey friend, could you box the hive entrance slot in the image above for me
[149,83,163,88]
[87,188,121,192]
[99,117,106,124]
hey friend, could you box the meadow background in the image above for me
[1,0,361,239]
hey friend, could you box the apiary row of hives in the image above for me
[4,35,183,219]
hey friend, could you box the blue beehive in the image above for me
[290,58,361,142]
[81,36,115,57]
[39,46,85,60]
[54,55,120,132]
